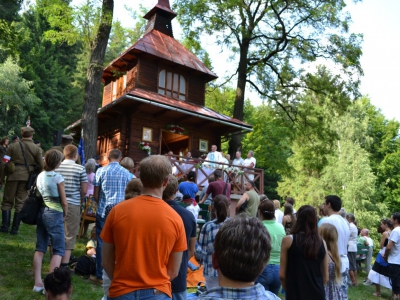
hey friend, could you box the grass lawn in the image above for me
[0,211,394,299]
[0,212,103,300]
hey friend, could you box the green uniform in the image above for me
[1,138,44,212]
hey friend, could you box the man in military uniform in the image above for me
[0,127,44,234]
[52,134,81,165]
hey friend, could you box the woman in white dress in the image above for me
[368,218,393,297]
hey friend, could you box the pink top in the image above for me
[86,172,95,196]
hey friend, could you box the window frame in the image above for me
[158,69,186,100]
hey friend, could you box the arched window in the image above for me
[158,69,186,100]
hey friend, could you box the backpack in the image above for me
[73,255,96,278]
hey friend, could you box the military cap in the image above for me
[21,127,35,134]
[61,134,73,140]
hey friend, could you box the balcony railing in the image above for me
[132,155,264,195]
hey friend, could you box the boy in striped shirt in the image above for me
[55,145,87,267]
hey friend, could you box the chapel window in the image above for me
[158,69,186,100]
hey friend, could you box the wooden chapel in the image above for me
[67,0,253,166]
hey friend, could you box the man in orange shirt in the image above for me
[101,155,187,299]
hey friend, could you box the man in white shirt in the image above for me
[232,151,244,167]
[243,150,256,181]
[205,145,223,167]
[320,195,351,300]
[383,212,400,299]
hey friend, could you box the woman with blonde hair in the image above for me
[120,157,135,180]
[319,223,343,300]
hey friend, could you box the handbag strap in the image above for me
[221,170,229,195]
[223,181,228,195]
[23,142,36,159]
[19,141,30,173]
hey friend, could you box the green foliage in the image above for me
[0,57,41,136]
[16,4,82,150]
[39,0,79,45]
[0,0,23,61]
[181,35,213,70]
[173,0,363,121]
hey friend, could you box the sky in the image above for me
[71,0,400,122]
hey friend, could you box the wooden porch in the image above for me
[133,154,264,195]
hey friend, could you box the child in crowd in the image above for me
[319,223,343,300]
[44,267,73,300]
[182,194,200,219]
[86,226,97,258]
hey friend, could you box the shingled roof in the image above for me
[103,0,217,83]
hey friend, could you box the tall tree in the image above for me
[0,57,40,136]
[0,0,23,61]
[16,2,81,150]
[173,0,363,155]
[81,0,114,159]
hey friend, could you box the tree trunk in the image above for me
[229,39,250,157]
[81,0,113,159]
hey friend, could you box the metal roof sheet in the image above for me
[104,29,218,80]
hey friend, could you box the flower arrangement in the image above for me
[166,124,187,135]
[138,141,151,155]
[200,153,207,160]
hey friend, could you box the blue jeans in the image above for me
[36,207,65,256]
[96,214,106,279]
[108,289,171,300]
[340,268,349,300]
[172,291,187,300]
[256,264,281,296]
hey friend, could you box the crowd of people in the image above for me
[1,127,400,300]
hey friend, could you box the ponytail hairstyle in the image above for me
[213,195,229,223]
[44,267,72,298]
[258,200,276,220]
[319,223,341,283]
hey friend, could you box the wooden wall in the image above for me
[102,58,207,108]
[187,76,205,106]
[137,59,158,92]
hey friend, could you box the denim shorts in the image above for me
[108,288,171,300]
[36,207,65,256]
[256,264,281,296]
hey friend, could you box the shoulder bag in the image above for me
[19,141,37,190]
[20,183,43,225]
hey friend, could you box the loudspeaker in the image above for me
[53,130,63,146]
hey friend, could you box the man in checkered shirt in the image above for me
[91,149,131,284]
[197,215,279,300]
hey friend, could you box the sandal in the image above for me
[372,292,381,297]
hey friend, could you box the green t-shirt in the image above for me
[244,189,260,217]
[262,220,286,265]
